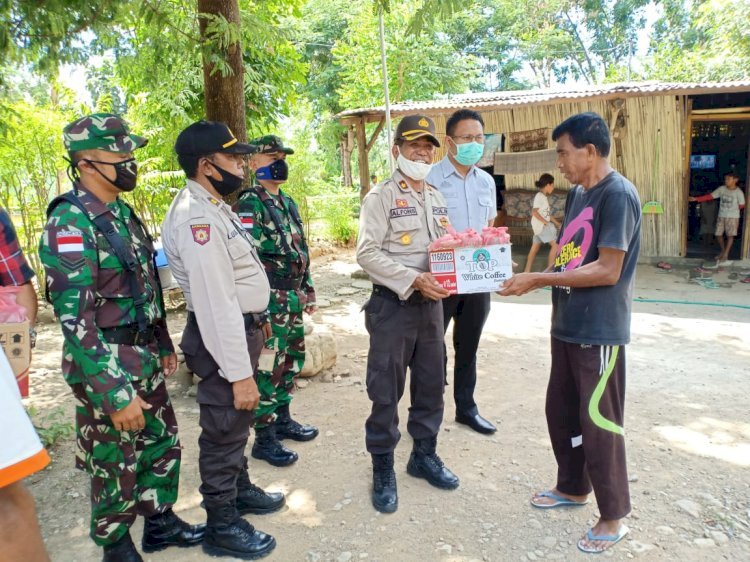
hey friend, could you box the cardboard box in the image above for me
[429,244,513,294]
[0,319,31,397]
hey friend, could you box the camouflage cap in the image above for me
[63,113,148,154]
[249,134,294,155]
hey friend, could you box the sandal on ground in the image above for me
[530,490,590,509]
[656,261,673,270]
[577,524,630,554]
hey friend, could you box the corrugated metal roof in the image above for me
[336,81,750,120]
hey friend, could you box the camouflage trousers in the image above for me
[255,288,306,428]
[71,372,181,547]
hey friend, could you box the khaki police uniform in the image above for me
[161,179,270,508]
[356,169,452,454]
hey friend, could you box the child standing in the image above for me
[524,173,561,272]
[690,172,745,265]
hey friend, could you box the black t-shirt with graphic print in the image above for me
[551,171,642,346]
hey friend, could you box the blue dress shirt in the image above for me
[427,156,497,232]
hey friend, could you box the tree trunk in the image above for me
[198,0,245,137]
[197,0,247,202]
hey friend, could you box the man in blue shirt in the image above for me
[427,109,497,435]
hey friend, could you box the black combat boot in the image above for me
[203,503,276,560]
[406,437,460,490]
[274,404,319,441]
[102,532,143,562]
[237,456,286,515]
[251,425,298,467]
[141,508,205,553]
[371,452,398,513]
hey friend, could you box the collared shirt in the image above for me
[0,207,34,286]
[427,156,497,231]
[234,186,315,306]
[161,179,270,383]
[357,169,451,299]
[39,185,173,414]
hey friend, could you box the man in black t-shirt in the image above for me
[500,112,641,555]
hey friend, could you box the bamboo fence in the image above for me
[429,95,687,256]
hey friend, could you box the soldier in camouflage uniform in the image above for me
[39,114,204,562]
[234,135,319,467]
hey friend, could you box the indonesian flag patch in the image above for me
[238,213,254,230]
[190,224,211,245]
[56,230,84,253]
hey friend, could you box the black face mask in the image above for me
[206,160,244,196]
[84,158,138,192]
[255,158,289,181]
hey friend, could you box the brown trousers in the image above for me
[546,337,631,520]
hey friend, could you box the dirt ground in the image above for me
[23,248,750,562]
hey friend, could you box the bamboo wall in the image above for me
[427,95,686,257]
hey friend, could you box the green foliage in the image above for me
[27,406,75,449]
[646,0,750,81]
[321,191,359,245]
[332,2,476,108]
[0,98,73,281]
[443,0,650,88]
[0,1,121,73]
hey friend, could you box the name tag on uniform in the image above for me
[390,207,418,218]
[432,207,448,215]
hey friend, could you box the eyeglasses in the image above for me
[451,134,485,143]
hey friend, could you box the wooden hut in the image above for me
[336,81,750,259]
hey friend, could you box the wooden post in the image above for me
[681,99,693,258]
[357,118,370,202]
[341,134,352,189]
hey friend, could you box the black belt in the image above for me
[268,275,303,291]
[187,310,267,330]
[100,324,158,346]
[372,284,432,306]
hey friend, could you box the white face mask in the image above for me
[396,149,433,181]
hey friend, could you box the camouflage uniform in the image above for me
[39,114,181,547]
[234,136,315,429]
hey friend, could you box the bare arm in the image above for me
[531,208,549,224]
[499,247,625,296]
[16,281,37,325]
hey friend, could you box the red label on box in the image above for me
[429,245,513,294]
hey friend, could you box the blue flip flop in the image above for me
[577,524,630,554]
[530,490,590,509]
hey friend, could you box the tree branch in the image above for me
[141,0,202,44]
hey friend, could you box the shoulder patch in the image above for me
[238,213,254,230]
[190,224,211,245]
[55,230,85,253]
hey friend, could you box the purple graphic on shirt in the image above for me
[554,206,594,270]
